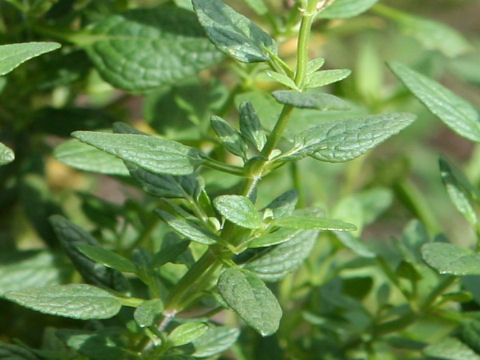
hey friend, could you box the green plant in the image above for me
[1,0,480,359]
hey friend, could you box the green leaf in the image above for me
[5,284,122,319]
[86,7,222,91]
[424,337,480,360]
[263,190,298,219]
[217,268,282,336]
[375,4,471,57]
[307,58,326,74]
[440,157,480,225]
[169,322,209,347]
[421,243,480,276]
[245,230,318,281]
[283,113,415,162]
[54,139,129,176]
[155,209,218,245]
[249,228,300,248]
[0,142,14,165]
[243,0,268,15]
[0,343,38,360]
[72,132,204,176]
[192,0,277,62]
[0,42,61,76]
[318,0,378,19]
[272,89,350,110]
[273,216,356,231]
[191,325,240,358]
[239,101,267,151]
[151,239,191,268]
[389,61,480,143]
[134,299,164,328]
[305,69,351,89]
[211,116,249,158]
[264,71,299,90]
[76,244,136,273]
[334,232,376,258]
[213,195,263,229]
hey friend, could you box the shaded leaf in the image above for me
[263,190,298,219]
[0,42,60,76]
[243,0,268,15]
[0,142,14,165]
[191,325,240,358]
[211,116,248,158]
[318,0,379,19]
[213,195,263,229]
[0,343,38,360]
[272,89,350,110]
[334,231,376,258]
[76,244,136,273]
[249,228,300,248]
[273,216,356,231]
[239,101,267,151]
[134,299,164,328]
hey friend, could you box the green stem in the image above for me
[293,5,315,88]
[203,158,244,176]
[261,105,294,157]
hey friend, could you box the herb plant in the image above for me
[1,0,480,359]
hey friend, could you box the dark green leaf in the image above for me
[239,101,267,151]
[422,243,480,276]
[168,322,208,346]
[76,244,136,273]
[192,0,277,62]
[272,89,350,110]
[0,343,38,360]
[191,325,240,358]
[134,299,164,328]
[0,42,61,76]
[217,268,282,336]
[263,190,298,219]
[86,7,222,91]
[213,195,263,229]
[0,142,14,165]
[318,0,379,19]
[424,337,480,360]
[211,116,249,158]
[151,239,191,268]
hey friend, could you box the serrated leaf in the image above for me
[305,69,351,89]
[0,142,14,165]
[5,284,122,319]
[318,0,378,19]
[273,216,356,231]
[191,325,240,358]
[263,190,298,219]
[72,132,204,176]
[86,7,222,91]
[211,116,248,158]
[192,0,277,62]
[272,89,350,110]
[134,299,164,328]
[243,0,268,15]
[217,268,282,336]
[424,337,480,360]
[283,113,415,162]
[422,243,480,276]
[0,42,61,76]
[76,244,136,273]
[54,139,129,175]
[169,322,208,347]
[440,157,479,225]
[155,209,218,245]
[213,195,263,229]
[245,230,318,281]
[389,61,480,143]
[249,228,300,248]
[239,101,267,151]
[265,71,298,90]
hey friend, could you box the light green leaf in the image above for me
[334,231,376,258]
[389,61,480,143]
[305,69,351,89]
[72,132,204,176]
[211,116,249,158]
[273,216,356,231]
[76,244,136,273]
[355,187,393,225]
[307,58,326,74]
[191,325,240,358]
[239,101,267,151]
[168,322,208,346]
[174,0,193,10]
[272,89,350,110]
[213,195,263,229]
[249,228,300,248]
[283,112,415,162]
[264,71,298,90]
[421,243,480,276]
[440,157,479,225]
[0,42,61,76]
[318,0,378,19]
[134,299,164,328]
[0,142,14,165]
[155,209,218,245]
[86,7,222,91]
[192,0,277,62]
[54,139,129,176]
[5,284,122,319]
[217,268,282,336]
[243,0,268,15]
[424,337,480,360]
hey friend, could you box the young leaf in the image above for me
[211,116,249,158]
[424,337,480,360]
[0,42,61,76]
[192,0,277,62]
[72,132,205,176]
[421,243,480,276]
[217,268,282,336]
[191,326,240,358]
[213,195,263,229]
[134,299,164,328]
[318,0,378,19]
[283,113,416,162]
[168,322,208,346]
[307,58,326,74]
[0,142,14,165]
[273,216,356,231]
[155,209,218,245]
[54,140,129,176]
[76,244,137,273]
[272,89,350,110]
[4,284,122,319]
[243,0,268,15]
[86,7,223,91]
[305,69,352,89]
[389,61,480,143]
[239,101,267,151]
[264,71,299,90]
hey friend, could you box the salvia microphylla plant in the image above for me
[1,0,480,358]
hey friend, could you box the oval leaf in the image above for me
[422,243,480,276]
[0,42,61,76]
[168,322,208,347]
[191,325,240,358]
[213,195,263,229]
[76,244,136,273]
[134,299,164,328]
